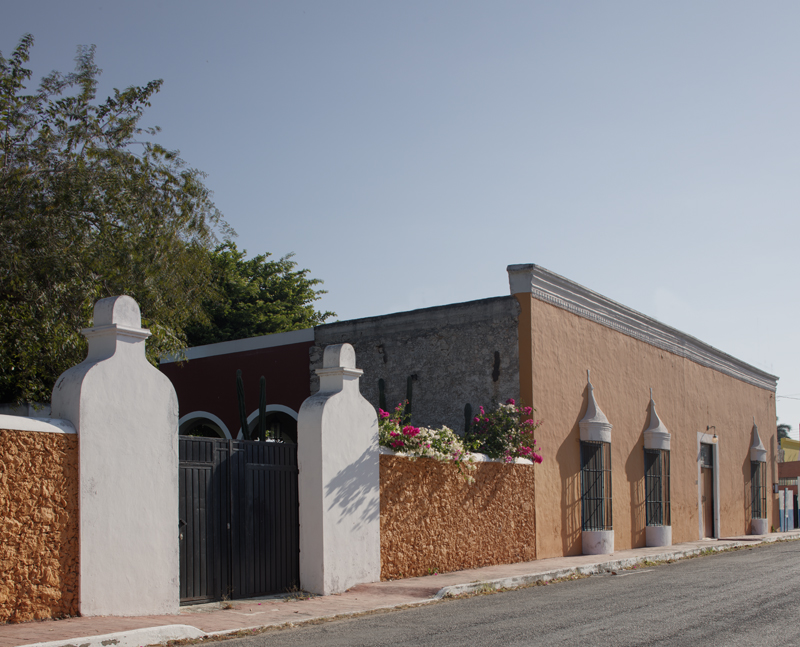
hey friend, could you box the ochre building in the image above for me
[164,263,778,560]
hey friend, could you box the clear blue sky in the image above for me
[4,1,799,437]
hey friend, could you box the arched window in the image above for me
[243,405,298,443]
[750,420,768,535]
[179,412,231,439]
[579,371,613,555]
[643,390,672,547]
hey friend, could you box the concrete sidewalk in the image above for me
[3,531,799,647]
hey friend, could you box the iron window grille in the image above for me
[580,440,612,531]
[699,443,713,469]
[751,461,766,520]
[644,449,671,527]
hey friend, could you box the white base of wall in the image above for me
[582,530,614,555]
[751,518,769,535]
[645,525,672,547]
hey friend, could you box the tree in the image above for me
[778,423,791,442]
[184,242,335,347]
[1,35,222,403]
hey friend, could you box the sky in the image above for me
[3,1,799,438]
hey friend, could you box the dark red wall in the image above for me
[160,341,313,436]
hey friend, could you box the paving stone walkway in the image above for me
[3,531,799,647]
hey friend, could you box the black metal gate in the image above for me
[179,437,299,603]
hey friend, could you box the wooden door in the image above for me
[701,466,714,538]
[179,437,299,603]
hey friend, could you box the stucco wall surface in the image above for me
[313,297,520,433]
[298,344,380,596]
[380,455,535,580]
[525,297,777,560]
[0,430,78,623]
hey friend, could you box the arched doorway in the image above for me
[243,405,298,443]
[179,412,232,439]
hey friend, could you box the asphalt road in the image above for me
[222,540,800,647]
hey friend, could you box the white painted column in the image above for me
[297,343,380,595]
[51,296,179,616]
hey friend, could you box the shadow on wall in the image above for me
[628,406,649,548]
[558,385,587,556]
[324,446,379,531]
[742,435,752,535]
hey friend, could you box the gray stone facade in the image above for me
[311,296,520,434]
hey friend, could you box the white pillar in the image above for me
[297,343,380,595]
[51,296,179,616]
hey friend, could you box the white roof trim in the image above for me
[508,264,778,392]
[161,328,315,363]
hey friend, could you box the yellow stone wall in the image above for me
[0,430,79,623]
[380,455,536,579]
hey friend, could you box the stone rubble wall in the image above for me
[313,296,520,434]
[380,455,535,579]
[0,429,79,623]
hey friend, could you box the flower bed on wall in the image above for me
[380,453,536,580]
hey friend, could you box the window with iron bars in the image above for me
[751,461,766,520]
[580,440,612,531]
[644,449,670,527]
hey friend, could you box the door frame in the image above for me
[697,432,720,539]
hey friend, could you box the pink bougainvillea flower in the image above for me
[523,406,533,415]
[505,398,515,405]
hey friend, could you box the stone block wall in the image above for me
[0,429,79,623]
[313,297,520,434]
[380,455,535,579]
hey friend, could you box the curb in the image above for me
[20,625,207,647]
[432,534,800,599]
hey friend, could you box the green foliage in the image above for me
[0,34,222,403]
[778,423,791,442]
[184,242,334,347]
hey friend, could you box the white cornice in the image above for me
[160,328,315,363]
[508,264,778,392]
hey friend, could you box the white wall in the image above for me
[51,296,179,616]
